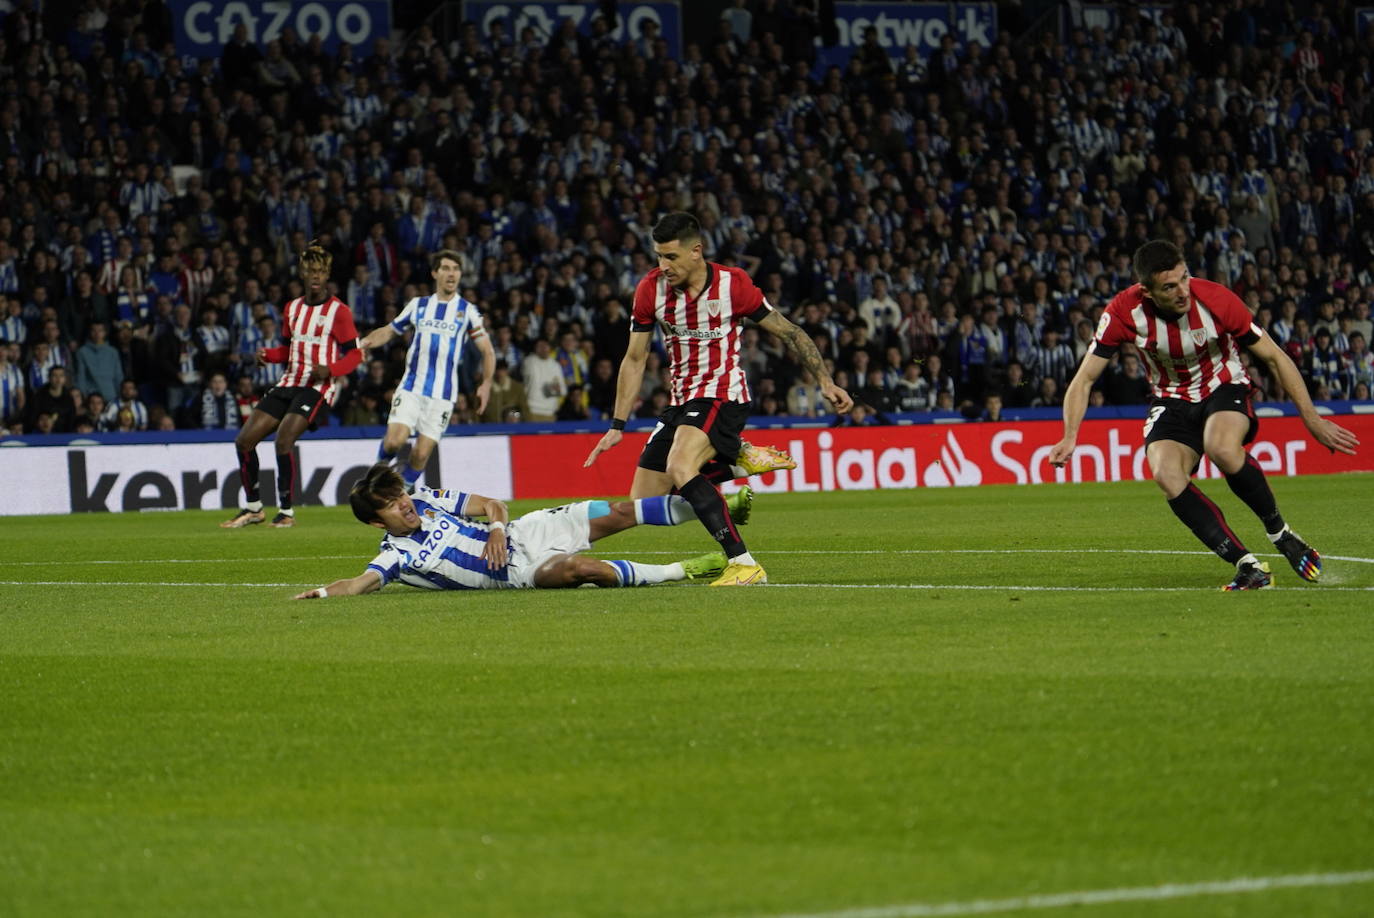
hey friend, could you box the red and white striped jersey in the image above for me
[632,263,774,404]
[265,295,360,405]
[179,265,214,310]
[97,257,140,295]
[1093,277,1261,403]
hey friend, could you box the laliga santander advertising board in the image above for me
[508,414,1374,499]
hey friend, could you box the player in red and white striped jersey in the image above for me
[1051,240,1359,590]
[585,212,852,586]
[221,243,362,529]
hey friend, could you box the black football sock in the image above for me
[699,459,734,484]
[1167,484,1248,564]
[1224,454,1285,535]
[276,450,296,511]
[678,474,746,558]
[237,448,261,503]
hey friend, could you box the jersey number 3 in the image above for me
[1143,405,1167,437]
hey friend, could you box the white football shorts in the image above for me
[504,501,594,588]
[390,388,453,441]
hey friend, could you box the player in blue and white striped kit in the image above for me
[360,249,496,491]
[291,464,753,598]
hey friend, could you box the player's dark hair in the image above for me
[300,240,333,273]
[1133,240,1183,287]
[429,249,464,271]
[651,212,701,246]
[350,462,406,525]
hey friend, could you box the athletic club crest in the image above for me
[706,299,722,317]
[1191,328,1209,348]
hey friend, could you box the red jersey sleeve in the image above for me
[327,303,362,377]
[1090,291,1135,357]
[631,274,657,332]
[729,268,774,322]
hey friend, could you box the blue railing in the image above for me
[3,401,1369,447]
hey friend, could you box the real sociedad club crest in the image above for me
[1191,329,1208,348]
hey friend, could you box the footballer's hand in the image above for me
[255,348,269,367]
[292,587,324,600]
[1308,416,1360,455]
[476,379,492,414]
[583,429,622,467]
[823,383,854,413]
[481,528,510,570]
[1048,438,1076,467]
[308,363,331,383]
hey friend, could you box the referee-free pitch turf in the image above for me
[2,475,1372,918]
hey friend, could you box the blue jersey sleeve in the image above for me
[390,297,418,334]
[367,545,405,585]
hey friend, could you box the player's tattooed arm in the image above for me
[758,311,855,413]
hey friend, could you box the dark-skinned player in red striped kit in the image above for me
[221,243,362,528]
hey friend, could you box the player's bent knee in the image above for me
[1150,464,1187,495]
[1205,447,1245,474]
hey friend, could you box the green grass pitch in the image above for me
[2,475,1372,917]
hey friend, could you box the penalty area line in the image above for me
[746,868,1374,918]
[0,580,298,588]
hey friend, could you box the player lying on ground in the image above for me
[1049,239,1359,591]
[292,463,754,598]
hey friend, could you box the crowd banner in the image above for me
[813,3,996,78]
[461,1,682,59]
[169,0,393,57]
[2,415,1370,515]
[507,414,1374,500]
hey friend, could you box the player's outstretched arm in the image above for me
[585,330,652,467]
[1249,334,1360,455]
[757,311,854,413]
[359,325,398,352]
[1049,353,1110,467]
[293,569,383,599]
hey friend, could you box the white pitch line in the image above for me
[748,869,1374,918]
[766,582,1374,593]
[4,580,1373,593]
[7,555,360,566]
[0,581,297,588]
[11,549,1374,565]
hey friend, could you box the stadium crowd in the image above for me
[0,0,1372,437]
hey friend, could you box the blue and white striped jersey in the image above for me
[367,488,512,591]
[0,314,27,343]
[0,362,24,421]
[391,294,487,401]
